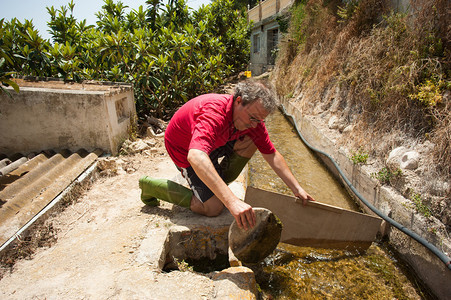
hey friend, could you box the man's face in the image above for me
[233,96,269,131]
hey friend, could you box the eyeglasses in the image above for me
[249,115,264,124]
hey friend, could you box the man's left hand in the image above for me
[295,188,315,206]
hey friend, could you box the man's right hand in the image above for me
[228,200,256,230]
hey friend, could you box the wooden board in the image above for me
[244,186,382,250]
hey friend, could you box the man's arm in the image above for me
[262,150,315,204]
[187,148,256,229]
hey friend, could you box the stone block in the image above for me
[212,266,258,300]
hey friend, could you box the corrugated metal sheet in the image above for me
[0,149,102,248]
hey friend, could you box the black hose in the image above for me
[279,104,451,271]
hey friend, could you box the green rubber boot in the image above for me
[220,152,251,185]
[139,176,192,208]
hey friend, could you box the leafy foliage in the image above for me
[371,167,402,185]
[0,19,19,96]
[1,0,250,119]
[410,192,432,218]
[409,79,446,107]
[350,148,368,165]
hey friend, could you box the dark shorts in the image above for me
[178,140,236,203]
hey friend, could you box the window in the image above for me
[253,34,260,53]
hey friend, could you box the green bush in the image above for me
[0,19,19,95]
[1,0,250,119]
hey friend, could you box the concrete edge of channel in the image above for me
[280,97,451,300]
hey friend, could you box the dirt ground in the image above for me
[0,136,252,299]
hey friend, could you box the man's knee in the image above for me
[205,204,224,217]
[190,196,224,217]
[204,197,224,217]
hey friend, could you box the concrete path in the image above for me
[0,138,257,299]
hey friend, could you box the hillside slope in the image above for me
[272,0,449,232]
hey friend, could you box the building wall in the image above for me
[0,80,135,156]
[250,21,280,76]
[248,0,292,76]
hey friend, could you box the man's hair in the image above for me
[233,80,278,113]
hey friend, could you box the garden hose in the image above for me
[279,104,451,271]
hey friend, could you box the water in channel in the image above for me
[248,110,427,299]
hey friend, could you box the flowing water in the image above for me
[248,111,429,299]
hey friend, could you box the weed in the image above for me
[350,148,368,164]
[371,167,402,185]
[410,192,432,218]
[337,0,358,22]
[128,114,138,141]
[285,92,294,98]
[174,257,193,272]
[428,227,437,235]
[118,139,131,156]
[366,87,384,106]
[276,15,290,34]
[409,79,445,107]
[289,0,307,45]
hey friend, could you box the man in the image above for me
[139,80,314,230]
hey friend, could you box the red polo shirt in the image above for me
[164,93,275,168]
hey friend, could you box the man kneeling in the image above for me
[139,80,314,230]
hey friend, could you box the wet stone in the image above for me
[229,208,283,264]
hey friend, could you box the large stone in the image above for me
[228,208,282,264]
[387,147,420,170]
[400,150,420,170]
[97,157,119,176]
[129,139,150,153]
[328,115,340,129]
[212,266,258,299]
[386,146,407,170]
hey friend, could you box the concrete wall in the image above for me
[250,21,280,76]
[248,0,294,23]
[280,97,451,300]
[0,80,135,156]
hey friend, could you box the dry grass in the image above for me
[273,0,450,224]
